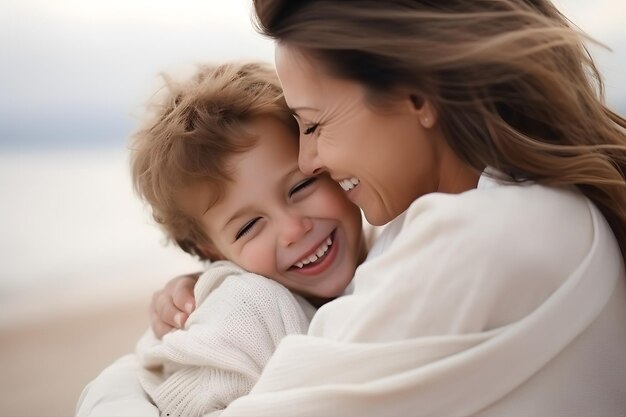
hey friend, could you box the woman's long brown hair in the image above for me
[253,0,626,261]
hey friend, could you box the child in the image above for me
[126,61,368,417]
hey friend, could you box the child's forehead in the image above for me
[225,151,302,199]
[180,117,302,229]
[205,152,301,216]
[175,179,224,219]
[241,116,299,150]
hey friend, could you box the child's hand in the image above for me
[150,272,200,338]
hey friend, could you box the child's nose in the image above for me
[277,214,313,247]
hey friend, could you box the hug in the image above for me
[78,1,626,416]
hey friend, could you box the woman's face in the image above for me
[275,44,475,225]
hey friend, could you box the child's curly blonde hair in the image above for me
[130,62,297,259]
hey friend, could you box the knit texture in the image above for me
[136,261,315,417]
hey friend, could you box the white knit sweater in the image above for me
[76,179,626,416]
[135,261,316,417]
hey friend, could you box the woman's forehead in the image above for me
[275,44,323,99]
[275,43,367,116]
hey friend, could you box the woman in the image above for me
[216,1,626,415]
[89,0,626,415]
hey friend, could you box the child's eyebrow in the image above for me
[222,207,252,231]
[217,165,303,233]
[283,166,304,186]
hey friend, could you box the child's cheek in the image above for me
[319,182,356,215]
[237,241,277,278]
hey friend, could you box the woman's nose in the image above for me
[298,134,324,175]
[278,213,313,247]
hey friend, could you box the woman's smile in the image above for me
[337,177,360,192]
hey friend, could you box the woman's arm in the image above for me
[138,262,314,417]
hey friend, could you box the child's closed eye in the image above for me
[289,177,318,198]
[235,217,261,240]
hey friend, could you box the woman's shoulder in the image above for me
[402,182,593,245]
[367,183,595,268]
[347,183,603,335]
[396,184,596,316]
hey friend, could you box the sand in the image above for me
[0,280,161,416]
[1,301,148,416]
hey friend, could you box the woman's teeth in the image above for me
[294,237,333,268]
[339,177,359,191]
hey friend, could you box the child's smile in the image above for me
[290,229,335,271]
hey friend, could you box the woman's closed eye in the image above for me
[235,217,261,241]
[303,123,319,135]
[289,177,318,198]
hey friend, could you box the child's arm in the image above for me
[138,262,315,416]
[150,272,200,338]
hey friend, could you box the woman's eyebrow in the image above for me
[290,106,318,117]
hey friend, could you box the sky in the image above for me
[0,0,274,149]
[0,0,624,150]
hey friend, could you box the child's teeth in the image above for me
[294,234,334,268]
[316,243,328,257]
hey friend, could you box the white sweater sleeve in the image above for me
[75,354,159,417]
[136,261,313,417]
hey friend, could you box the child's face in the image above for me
[181,117,366,300]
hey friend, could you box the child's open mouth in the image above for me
[289,230,338,275]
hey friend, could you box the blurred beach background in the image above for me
[0,0,624,415]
